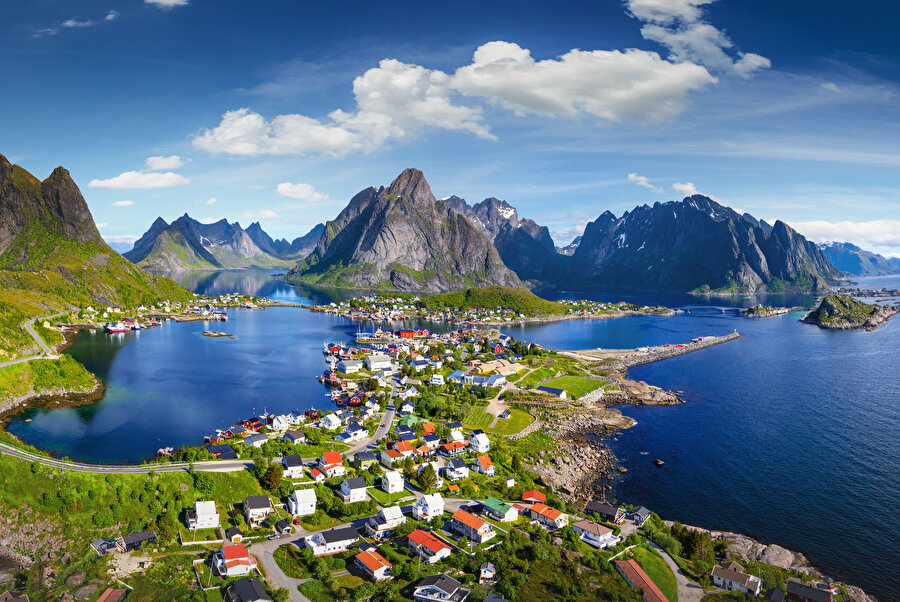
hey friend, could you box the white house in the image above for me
[270,415,290,432]
[406,529,452,564]
[243,495,272,526]
[318,451,346,478]
[336,424,367,443]
[711,562,763,596]
[413,574,470,602]
[187,500,219,530]
[445,458,469,481]
[399,400,415,415]
[365,354,392,371]
[472,455,495,476]
[282,454,305,479]
[355,548,392,582]
[214,544,257,577]
[288,489,317,517]
[340,477,368,503]
[571,519,618,549]
[282,430,307,445]
[338,359,363,374]
[528,502,569,529]
[320,413,341,431]
[398,387,419,400]
[482,497,518,522]
[365,505,407,539]
[468,431,490,453]
[381,470,404,494]
[412,493,444,521]
[429,374,445,386]
[304,526,360,556]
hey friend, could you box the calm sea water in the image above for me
[7,271,898,598]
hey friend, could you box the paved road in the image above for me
[0,314,65,369]
[647,539,704,602]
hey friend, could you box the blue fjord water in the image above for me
[6,271,899,598]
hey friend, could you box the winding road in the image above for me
[0,314,65,369]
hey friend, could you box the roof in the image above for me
[483,497,512,514]
[225,577,273,602]
[383,470,403,484]
[356,548,391,572]
[585,500,620,516]
[408,529,451,553]
[97,588,128,602]
[122,530,156,545]
[446,421,463,429]
[614,558,668,602]
[225,526,243,538]
[452,508,487,531]
[418,493,444,508]
[712,564,758,588]
[537,386,566,395]
[320,526,360,544]
[477,455,493,470]
[380,505,404,521]
[442,441,468,451]
[448,458,467,469]
[343,476,366,490]
[634,506,651,518]
[283,454,304,467]
[195,500,217,515]
[522,489,546,502]
[284,429,306,440]
[417,574,463,595]
[244,495,271,510]
[223,544,251,561]
[321,451,343,465]
[572,519,612,537]
[530,502,565,521]
[786,579,832,602]
[292,489,316,503]
[394,440,414,453]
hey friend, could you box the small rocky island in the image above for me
[742,304,792,318]
[802,294,900,331]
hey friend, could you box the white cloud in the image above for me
[144,155,188,170]
[258,209,279,219]
[96,222,109,229]
[194,40,716,156]
[62,18,94,28]
[198,217,218,224]
[673,181,699,196]
[105,10,119,21]
[205,197,216,205]
[276,182,329,202]
[89,171,189,189]
[145,0,188,8]
[628,173,663,193]
[627,0,770,78]
[821,82,842,93]
[791,220,900,253]
[103,234,139,253]
[111,200,134,207]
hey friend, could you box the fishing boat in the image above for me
[104,321,128,333]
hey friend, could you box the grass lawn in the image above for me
[485,408,533,436]
[463,406,495,429]
[632,545,678,602]
[540,375,608,398]
[274,544,313,578]
[334,574,366,589]
[179,527,222,545]
[517,366,558,389]
[366,486,413,505]
[299,579,334,602]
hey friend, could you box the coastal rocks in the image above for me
[758,544,794,569]
[64,570,85,587]
[802,294,900,331]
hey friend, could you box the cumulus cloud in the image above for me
[241,210,279,220]
[198,217,218,224]
[791,220,900,253]
[145,0,188,8]
[627,0,770,78]
[105,11,119,21]
[672,181,699,196]
[89,171,189,189]
[111,200,134,207]
[628,173,663,193]
[205,198,216,205]
[276,182,329,202]
[145,155,188,170]
[194,40,716,156]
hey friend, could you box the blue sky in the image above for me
[2,0,899,255]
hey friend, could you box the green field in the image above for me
[366,486,413,505]
[540,375,608,398]
[463,406,533,436]
[632,545,678,602]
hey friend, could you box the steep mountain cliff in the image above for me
[124,215,310,272]
[817,242,900,276]
[0,153,190,356]
[557,236,582,256]
[569,195,840,293]
[245,221,324,259]
[288,169,520,292]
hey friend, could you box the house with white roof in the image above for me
[365,505,407,539]
[320,413,341,430]
[186,501,219,530]
[468,431,490,453]
[288,489,316,517]
[412,493,444,521]
[381,470,404,494]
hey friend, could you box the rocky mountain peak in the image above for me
[384,168,435,204]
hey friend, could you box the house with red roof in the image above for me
[613,558,668,602]
[214,544,258,577]
[529,502,569,529]
[355,548,392,582]
[522,490,546,504]
[406,529,452,564]
[318,451,346,478]
[472,455,494,476]
[450,509,496,544]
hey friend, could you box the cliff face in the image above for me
[569,195,840,293]
[289,169,520,292]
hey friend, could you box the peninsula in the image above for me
[802,293,900,331]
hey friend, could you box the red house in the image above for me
[522,490,546,504]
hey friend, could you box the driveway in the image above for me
[647,539,704,602]
[251,531,311,602]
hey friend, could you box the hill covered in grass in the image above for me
[415,286,565,317]
[802,294,899,330]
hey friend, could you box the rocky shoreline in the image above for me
[478,308,680,327]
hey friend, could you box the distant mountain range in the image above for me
[816,242,900,276]
[124,215,324,272]
[287,169,519,292]
[122,167,860,294]
[0,153,189,354]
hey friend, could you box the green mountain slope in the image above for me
[416,286,565,316]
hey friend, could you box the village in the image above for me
[0,298,860,602]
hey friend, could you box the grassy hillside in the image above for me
[803,293,883,326]
[416,286,565,316]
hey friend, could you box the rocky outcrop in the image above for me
[569,195,840,293]
[290,169,520,292]
[802,294,899,330]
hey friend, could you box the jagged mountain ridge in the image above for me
[569,195,840,293]
[817,242,900,276]
[0,153,190,353]
[557,236,582,256]
[125,215,323,272]
[288,169,520,292]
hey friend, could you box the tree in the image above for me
[512,453,522,472]
[272,588,290,602]
[419,464,438,491]
[262,465,283,491]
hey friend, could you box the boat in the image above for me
[104,321,128,333]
